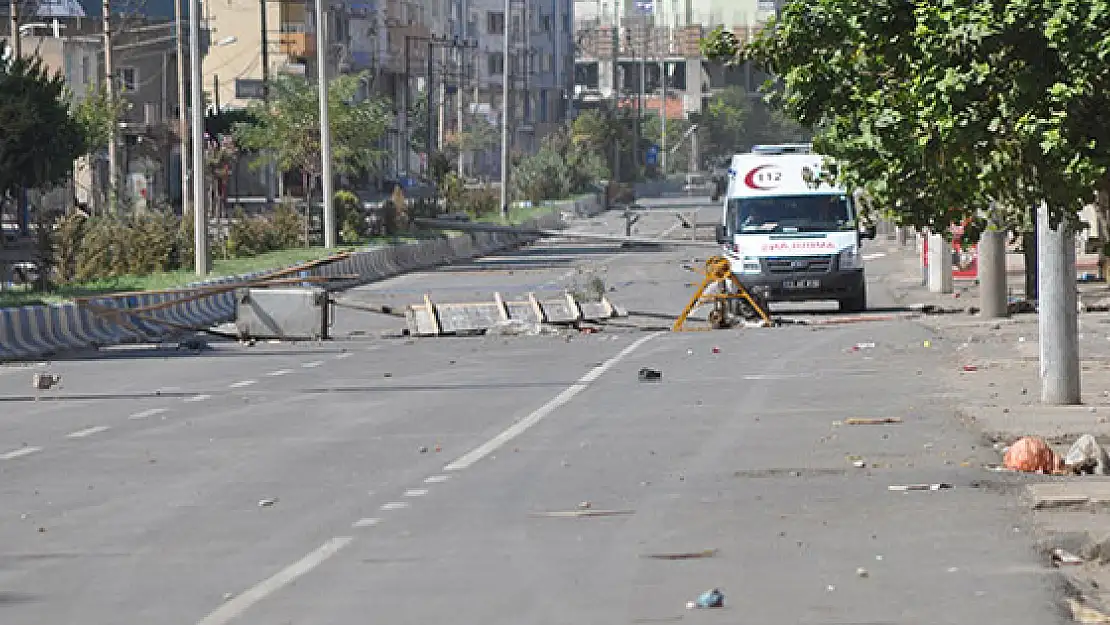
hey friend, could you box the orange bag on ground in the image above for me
[1003,436,1064,474]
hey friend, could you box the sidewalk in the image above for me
[878,237,1110,619]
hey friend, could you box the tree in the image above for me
[640,114,692,176]
[703,0,1110,405]
[0,52,87,199]
[235,72,392,206]
[572,107,635,181]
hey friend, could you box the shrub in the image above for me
[335,190,364,245]
[271,200,305,249]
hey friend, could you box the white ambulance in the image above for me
[715,144,876,312]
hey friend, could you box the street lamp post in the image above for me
[498,0,511,219]
[315,0,336,248]
[188,0,208,274]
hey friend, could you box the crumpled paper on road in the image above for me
[1065,434,1110,475]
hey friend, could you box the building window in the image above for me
[487,11,504,34]
[540,14,552,32]
[117,67,137,92]
[487,52,504,75]
[539,89,548,122]
[81,54,91,86]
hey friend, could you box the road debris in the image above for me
[688,588,724,609]
[644,549,718,560]
[257,498,278,507]
[32,372,60,390]
[888,483,953,491]
[844,417,903,425]
[1003,436,1066,474]
[638,367,663,382]
[1052,548,1084,566]
[1065,434,1110,475]
[529,509,635,518]
[856,567,870,578]
[405,291,626,337]
[1068,598,1110,624]
[578,501,592,509]
[177,337,210,351]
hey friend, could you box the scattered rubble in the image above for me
[689,588,724,609]
[844,417,903,425]
[1065,434,1110,475]
[638,367,662,382]
[32,372,60,390]
[644,549,718,560]
[888,483,953,491]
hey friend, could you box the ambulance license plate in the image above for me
[783,279,820,289]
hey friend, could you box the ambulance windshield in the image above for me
[728,194,854,234]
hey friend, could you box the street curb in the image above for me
[0,195,603,361]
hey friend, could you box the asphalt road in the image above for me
[0,199,1067,624]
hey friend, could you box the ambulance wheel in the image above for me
[839,290,867,313]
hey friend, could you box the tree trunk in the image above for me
[1024,206,1038,301]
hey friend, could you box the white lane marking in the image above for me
[184,394,212,403]
[302,361,324,369]
[352,517,381,528]
[229,380,257,389]
[66,426,110,439]
[130,407,168,420]
[0,446,42,460]
[424,475,450,484]
[863,252,886,260]
[380,501,409,511]
[335,352,352,360]
[267,369,293,377]
[195,536,353,625]
[444,331,664,471]
[404,488,429,497]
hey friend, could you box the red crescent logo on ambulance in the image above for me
[744,165,782,190]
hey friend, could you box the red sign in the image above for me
[922,224,978,280]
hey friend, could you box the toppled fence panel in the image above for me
[405,293,627,337]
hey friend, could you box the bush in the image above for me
[335,190,364,245]
[457,186,499,218]
[271,201,305,249]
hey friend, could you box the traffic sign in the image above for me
[646,145,659,166]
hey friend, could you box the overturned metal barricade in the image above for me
[405,292,627,337]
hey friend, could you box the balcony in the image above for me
[279,31,316,58]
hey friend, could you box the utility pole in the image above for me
[9,0,19,58]
[188,0,208,274]
[498,0,510,219]
[315,0,335,248]
[427,38,435,163]
[659,56,667,174]
[103,0,119,213]
[174,0,189,217]
[456,44,464,177]
[1038,203,1081,404]
[402,37,411,178]
[610,17,620,183]
[259,0,274,209]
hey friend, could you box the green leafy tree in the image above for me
[0,52,87,198]
[572,107,635,181]
[235,72,392,209]
[640,114,692,176]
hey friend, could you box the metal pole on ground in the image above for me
[1037,202,1080,404]
[978,227,1009,318]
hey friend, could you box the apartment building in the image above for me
[465,0,573,161]
[573,0,777,119]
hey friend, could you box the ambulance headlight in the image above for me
[739,256,762,274]
[838,247,863,270]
